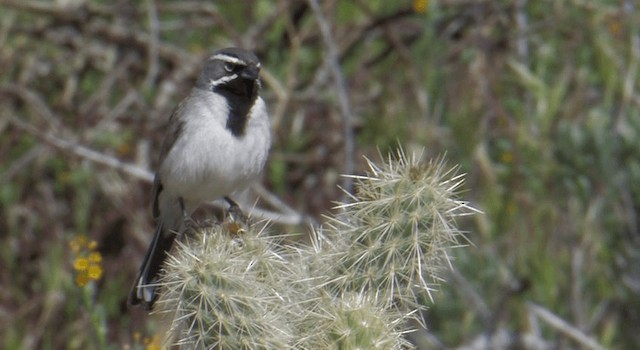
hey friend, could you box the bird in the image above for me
[129,48,271,310]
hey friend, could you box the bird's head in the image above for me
[196,47,262,99]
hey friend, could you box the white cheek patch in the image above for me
[209,74,238,88]
[210,54,246,66]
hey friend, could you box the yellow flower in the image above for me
[70,235,104,286]
[413,0,428,13]
[69,235,87,253]
[88,252,102,263]
[75,274,89,287]
[74,257,89,271]
[88,265,103,280]
[144,335,162,350]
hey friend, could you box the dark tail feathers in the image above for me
[129,221,177,310]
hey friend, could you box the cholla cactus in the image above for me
[327,148,477,312]
[155,147,477,349]
[156,224,292,349]
[294,290,411,349]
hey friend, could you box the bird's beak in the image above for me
[240,66,259,81]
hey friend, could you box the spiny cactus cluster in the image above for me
[155,148,477,349]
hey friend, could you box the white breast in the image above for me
[159,89,271,207]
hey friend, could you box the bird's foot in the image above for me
[228,205,248,224]
[224,197,249,234]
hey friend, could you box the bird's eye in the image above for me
[224,63,235,72]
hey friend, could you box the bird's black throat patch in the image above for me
[225,94,254,137]
[218,82,258,138]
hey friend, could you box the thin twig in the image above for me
[9,116,154,182]
[306,0,356,194]
[456,328,552,350]
[8,114,307,226]
[251,183,317,227]
[143,0,161,89]
[0,145,45,184]
[527,302,606,350]
[449,269,492,322]
[1,85,63,131]
[515,0,529,62]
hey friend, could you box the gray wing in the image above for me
[152,97,188,218]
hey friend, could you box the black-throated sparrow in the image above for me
[129,48,271,310]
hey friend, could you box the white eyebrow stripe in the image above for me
[210,54,246,65]
[209,74,238,88]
